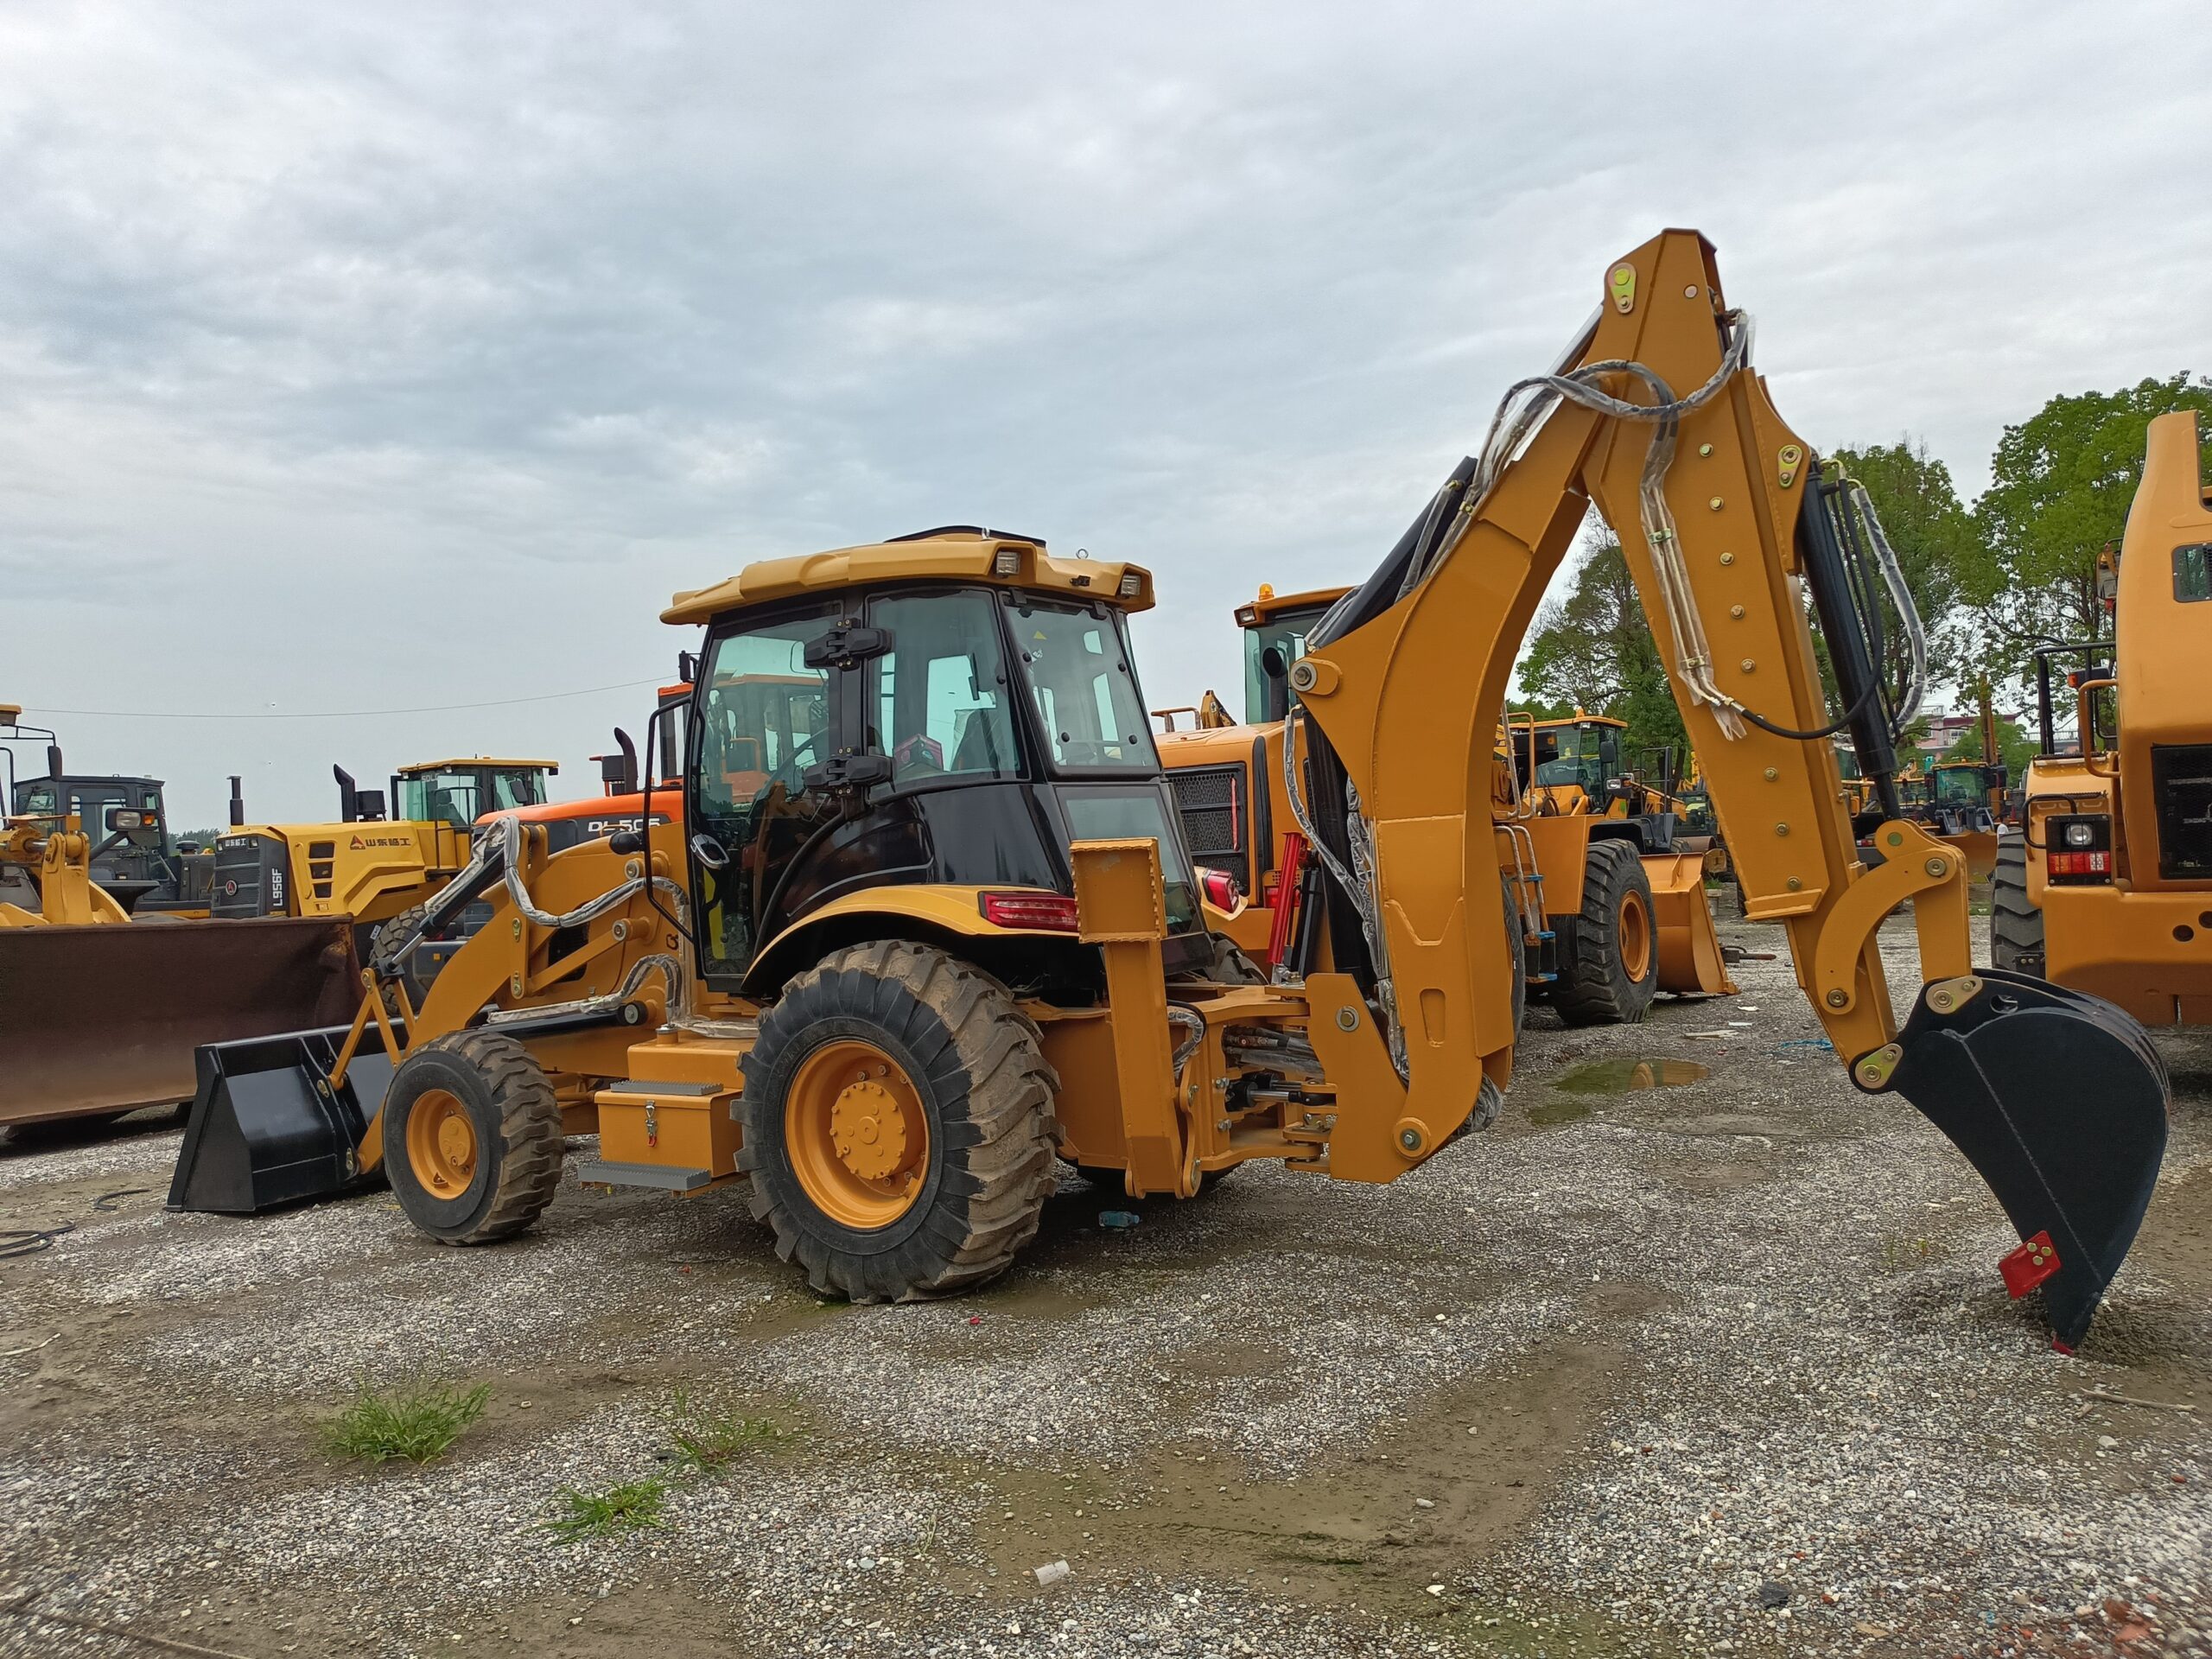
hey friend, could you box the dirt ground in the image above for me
[3,912,2208,1659]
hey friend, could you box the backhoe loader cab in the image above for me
[9,772,180,912]
[173,234,2168,1347]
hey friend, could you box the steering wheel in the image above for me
[774,733,823,792]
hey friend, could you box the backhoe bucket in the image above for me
[0,917,358,1127]
[166,1017,403,1214]
[1642,852,1738,996]
[1883,969,2168,1349]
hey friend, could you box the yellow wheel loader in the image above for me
[170,232,2168,1348]
[1157,604,1736,1020]
[1996,410,2212,1027]
[0,764,358,1129]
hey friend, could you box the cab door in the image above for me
[685,604,845,989]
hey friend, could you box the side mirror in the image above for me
[47,743,64,779]
[677,648,701,685]
[1259,645,1287,680]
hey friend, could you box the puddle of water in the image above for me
[1553,1058,1712,1097]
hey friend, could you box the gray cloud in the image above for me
[2,2,2205,825]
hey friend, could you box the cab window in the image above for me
[487,768,546,810]
[2177,543,2211,604]
[1012,601,1158,772]
[868,592,1020,784]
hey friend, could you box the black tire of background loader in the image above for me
[383,1032,565,1245]
[369,899,439,1014]
[1990,830,2046,976]
[1548,839,1658,1027]
[1169,931,1268,985]
[739,940,1063,1302]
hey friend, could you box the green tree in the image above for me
[1943,713,2036,781]
[1830,440,1975,693]
[1962,373,2212,664]
[1516,533,1685,760]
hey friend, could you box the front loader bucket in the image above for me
[1642,852,1738,996]
[166,1020,403,1214]
[1944,829,1999,884]
[0,917,358,1128]
[1883,969,2169,1349]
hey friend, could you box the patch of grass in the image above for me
[661,1389,787,1479]
[319,1379,490,1465]
[543,1477,669,1544]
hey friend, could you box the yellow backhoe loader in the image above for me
[168,232,2167,1349]
[1157,607,1735,1020]
[1995,410,2212,1027]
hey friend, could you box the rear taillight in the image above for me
[1198,867,1241,911]
[2045,814,2113,885]
[2045,850,2111,879]
[979,890,1081,931]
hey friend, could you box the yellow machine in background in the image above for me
[210,757,558,944]
[1996,410,2212,1027]
[1159,607,1734,1021]
[171,232,2168,1353]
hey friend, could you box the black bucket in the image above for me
[167,1022,404,1215]
[1885,968,2169,1349]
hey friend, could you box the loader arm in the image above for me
[1292,229,2168,1347]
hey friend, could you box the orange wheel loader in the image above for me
[169,232,2167,1347]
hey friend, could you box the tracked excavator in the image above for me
[170,232,2167,1348]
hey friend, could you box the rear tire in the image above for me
[740,940,1062,1302]
[384,1032,564,1244]
[1550,839,1658,1027]
[1991,830,2045,976]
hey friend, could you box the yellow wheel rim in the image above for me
[406,1087,479,1198]
[785,1039,930,1230]
[1618,887,1653,982]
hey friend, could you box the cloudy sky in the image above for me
[3,3,2205,828]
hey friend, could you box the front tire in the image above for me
[1550,839,1658,1027]
[383,1032,564,1244]
[1990,830,2045,975]
[740,940,1062,1302]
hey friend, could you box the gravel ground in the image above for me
[2,912,2207,1658]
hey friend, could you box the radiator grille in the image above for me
[2152,743,2212,880]
[1167,765,1245,874]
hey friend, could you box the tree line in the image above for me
[1516,372,2212,776]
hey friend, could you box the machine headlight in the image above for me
[2064,822,2094,848]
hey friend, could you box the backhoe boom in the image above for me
[1291,230,2167,1347]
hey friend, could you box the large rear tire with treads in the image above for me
[1990,830,2044,976]
[740,940,1061,1302]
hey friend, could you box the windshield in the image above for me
[1532,722,1618,796]
[1934,766,1986,807]
[1010,601,1159,772]
[1242,607,1325,725]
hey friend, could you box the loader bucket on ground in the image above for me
[1641,852,1738,996]
[0,917,358,1128]
[1944,828,1999,884]
[1883,968,2169,1349]
[166,1020,403,1214]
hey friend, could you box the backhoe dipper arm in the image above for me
[1292,230,2167,1348]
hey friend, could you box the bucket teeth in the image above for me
[1881,968,2168,1349]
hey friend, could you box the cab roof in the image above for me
[1236,584,1350,628]
[398,758,559,776]
[662,529,1154,626]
